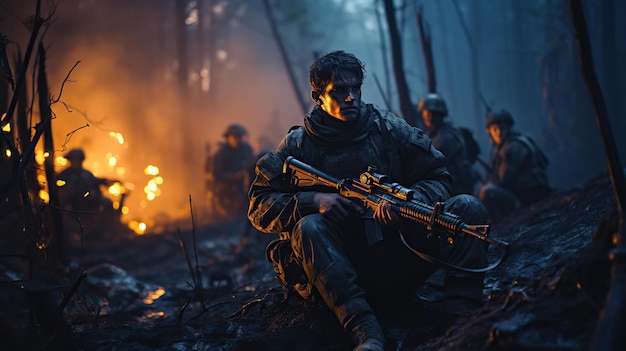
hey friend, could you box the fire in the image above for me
[143,287,166,304]
[108,182,125,197]
[39,189,49,203]
[56,156,68,167]
[106,153,117,166]
[35,150,49,165]
[108,131,125,145]
[26,126,167,236]
[144,165,159,176]
[128,220,147,235]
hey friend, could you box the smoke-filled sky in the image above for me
[2,0,625,232]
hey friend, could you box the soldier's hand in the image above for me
[313,193,363,222]
[373,201,400,226]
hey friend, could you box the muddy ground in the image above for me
[1,171,619,351]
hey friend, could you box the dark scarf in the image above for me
[303,104,372,146]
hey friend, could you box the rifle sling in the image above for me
[399,231,507,273]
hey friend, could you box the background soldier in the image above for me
[211,124,254,222]
[418,93,481,195]
[57,148,119,238]
[478,110,551,222]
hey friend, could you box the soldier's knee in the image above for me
[446,194,488,223]
[292,214,333,244]
[478,183,497,202]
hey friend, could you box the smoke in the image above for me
[4,0,302,231]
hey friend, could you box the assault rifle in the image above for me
[283,156,509,251]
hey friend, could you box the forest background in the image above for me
[1,0,624,233]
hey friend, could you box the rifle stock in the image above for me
[284,156,509,249]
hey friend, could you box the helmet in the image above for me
[486,110,515,128]
[223,124,247,137]
[63,148,85,161]
[417,93,448,116]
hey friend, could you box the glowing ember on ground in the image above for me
[143,287,166,305]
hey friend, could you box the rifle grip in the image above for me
[364,218,384,245]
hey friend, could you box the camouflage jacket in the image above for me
[212,141,254,187]
[248,103,452,235]
[488,132,549,201]
[428,121,479,195]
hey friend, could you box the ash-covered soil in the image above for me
[10,172,616,351]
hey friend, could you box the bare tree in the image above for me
[382,0,417,126]
[570,1,626,350]
[416,5,435,93]
[262,0,309,116]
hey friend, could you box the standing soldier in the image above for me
[418,93,481,195]
[211,124,254,222]
[478,110,551,222]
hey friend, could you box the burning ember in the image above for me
[143,287,166,305]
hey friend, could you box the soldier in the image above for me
[57,148,119,238]
[418,93,481,195]
[57,149,116,214]
[211,124,254,222]
[478,110,550,222]
[248,51,489,351]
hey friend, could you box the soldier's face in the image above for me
[227,134,242,148]
[487,124,507,145]
[68,157,83,170]
[422,110,433,129]
[318,71,362,122]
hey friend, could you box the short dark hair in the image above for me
[309,51,365,95]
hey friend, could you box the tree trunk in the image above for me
[37,43,65,264]
[569,1,626,350]
[382,0,417,126]
[416,6,436,93]
[600,0,623,159]
[374,0,393,111]
[261,0,309,116]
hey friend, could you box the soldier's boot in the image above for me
[346,310,385,351]
[291,215,386,351]
[425,272,485,332]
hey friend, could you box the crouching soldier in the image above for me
[248,51,489,351]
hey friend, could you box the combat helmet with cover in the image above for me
[486,110,515,128]
[417,93,448,116]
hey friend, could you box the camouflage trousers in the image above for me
[266,194,489,327]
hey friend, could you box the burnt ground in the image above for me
[1,172,619,351]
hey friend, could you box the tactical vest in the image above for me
[289,104,403,182]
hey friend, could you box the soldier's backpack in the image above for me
[459,127,481,164]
